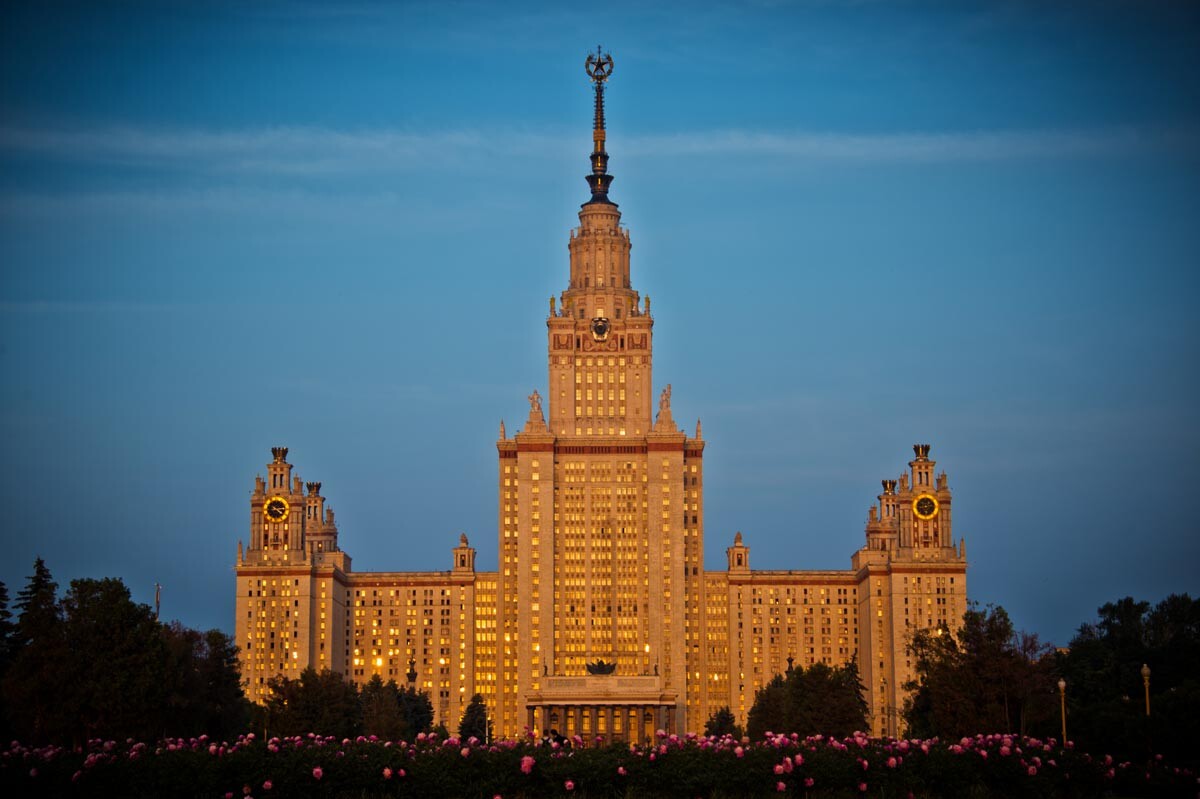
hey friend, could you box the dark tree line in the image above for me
[703,705,743,739]
[904,596,1199,769]
[260,669,439,741]
[0,559,457,746]
[904,604,1058,739]
[259,670,490,743]
[1058,594,1199,768]
[0,558,250,745]
[742,659,869,740]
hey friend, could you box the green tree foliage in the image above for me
[0,581,13,740]
[458,693,489,741]
[58,578,169,743]
[1059,594,1200,768]
[746,660,868,740]
[3,558,66,743]
[2,560,250,745]
[265,668,361,739]
[359,674,405,739]
[703,705,743,739]
[12,557,59,650]
[0,581,14,671]
[398,684,435,741]
[161,623,251,740]
[263,671,434,741]
[903,604,1056,740]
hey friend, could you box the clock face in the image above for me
[591,317,610,341]
[264,496,290,523]
[913,493,939,520]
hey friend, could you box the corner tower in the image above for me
[496,49,707,739]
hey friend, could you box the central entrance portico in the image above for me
[525,673,678,745]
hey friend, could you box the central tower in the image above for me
[495,49,708,738]
[548,47,652,437]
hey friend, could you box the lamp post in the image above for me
[1057,679,1067,744]
[880,677,889,738]
[1141,663,1151,717]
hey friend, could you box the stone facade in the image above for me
[234,64,968,739]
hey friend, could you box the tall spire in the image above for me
[584,46,615,206]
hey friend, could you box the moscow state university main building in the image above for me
[234,55,968,741]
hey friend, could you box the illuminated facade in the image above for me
[234,54,968,739]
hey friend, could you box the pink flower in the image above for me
[774,764,784,775]
[383,767,393,780]
[735,746,745,758]
[859,783,868,792]
[461,747,471,758]
[794,754,804,766]
[804,778,815,787]
[776,781,786,792]
[887,757,897,768]
[520,756,535,775]
[313,766,324,780]
[1027,766,1037,776]
[262,780,272,791]
[565,779,575,791]
[618,766,627,776]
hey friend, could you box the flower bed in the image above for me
[2,730,1195,798]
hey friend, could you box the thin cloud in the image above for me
[624,127,1190,162]
[0,123,1185,179]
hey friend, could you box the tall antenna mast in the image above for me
[584,46,615,205]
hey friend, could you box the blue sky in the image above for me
[1,0,1197,647]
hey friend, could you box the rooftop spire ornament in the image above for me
[584,46,616,205]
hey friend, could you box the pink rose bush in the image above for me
[0,731,1193,797]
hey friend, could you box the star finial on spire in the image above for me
[583,47,616,206]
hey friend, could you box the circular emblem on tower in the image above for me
[264,495,290,523]
[591,316,611,341]
[912,493,939,520]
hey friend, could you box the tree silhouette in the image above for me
[746,660,867,739]
[360,674,405,739]
[703,705,743,739]
[458,693,489,742]
[904,605,1056,740]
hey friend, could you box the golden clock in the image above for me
[912,493,939,520]
[264,496,290,523]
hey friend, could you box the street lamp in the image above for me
[1141,663,1151,717]
[1057,679,1067,744]
[880,677,890,738]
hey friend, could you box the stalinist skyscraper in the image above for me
[234,51,969,740]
